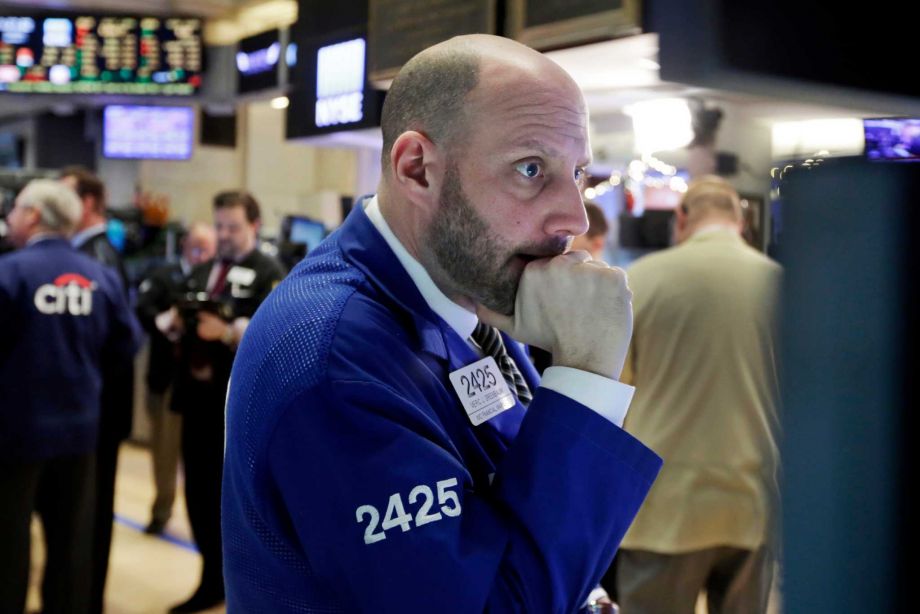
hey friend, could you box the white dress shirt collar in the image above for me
[691,223,740,240]
[364,196,478,341]
[71,223,107,248]
[26,232,62,246]
[365,196,633,429]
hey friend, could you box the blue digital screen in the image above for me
[865,118,920,162]
[103,105,194,160]
[288,217,326,252]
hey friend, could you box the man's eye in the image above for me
[514,161,543,179]
[574,167,586,182]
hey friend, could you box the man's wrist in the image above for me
[551,349,622,381]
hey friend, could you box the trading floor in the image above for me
[25,441,780,614]
[26,444,225,614]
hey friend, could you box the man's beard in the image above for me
[218,239,246,261]
[427,163,567,315]
[217,242,235,261]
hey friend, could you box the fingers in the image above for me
[562,251,617,270]
[561,249,593,264]
[198,311,218,323]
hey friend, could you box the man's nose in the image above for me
[544,181,589,238]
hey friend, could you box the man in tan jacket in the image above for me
[615,176,781,613]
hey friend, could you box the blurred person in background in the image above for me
[0,192,16,256]
[135,222,216,535]
[59,165,137,614]
[614,176,781,614]
[570,201,609,259]
[62,166,127,288]
[157,191,284,612]
[0,180,139,614]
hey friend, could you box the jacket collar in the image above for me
[337,201,533,441]
[337,201,449,361]
[26,235,70,248]
[71,223,107,249]
[686,225,744,245]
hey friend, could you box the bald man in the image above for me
[615,177,781,614]
[135,222,216,537]
[222,35,661,613]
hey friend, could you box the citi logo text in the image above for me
[34,273,96,316]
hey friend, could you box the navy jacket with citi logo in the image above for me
[0,236,140,462]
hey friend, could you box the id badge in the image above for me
[448,356,516,426]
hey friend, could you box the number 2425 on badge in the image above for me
[449,356,516,426]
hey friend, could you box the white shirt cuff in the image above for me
[539,366,633,428]
[586,586,609,606]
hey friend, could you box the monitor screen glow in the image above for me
[103,105,194,160]
[288,217,326,252]
[864,118,920,162]
[0,13,202,95]
[315,38,365,128]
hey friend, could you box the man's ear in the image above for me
[389,131,442,207]
[23,206,41,229]
[672,205,688,244]
[674,205,688,230]
[78,196,93,221]
[590,235,605,255]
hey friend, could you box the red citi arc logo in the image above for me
[34,273,96,315]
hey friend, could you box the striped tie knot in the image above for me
[471,322,533,406]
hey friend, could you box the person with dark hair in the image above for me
[571,202,610,260]
[222,35,661,612]
[59,166,136,614]
[60,166,125,286]
[614,176,781,614]
[158,190,284,612]
[0,180,139,614]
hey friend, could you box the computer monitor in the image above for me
[282,215,326,253]
[864,118,920,162]
[103,105,194,160]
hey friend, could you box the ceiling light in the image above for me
[624,98,693,154]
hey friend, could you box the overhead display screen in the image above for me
[864,118,920,162]
[103,105,195,160]
[0,13,202,95]
[286,34,385,139]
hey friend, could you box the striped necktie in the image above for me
[471,322,533,406]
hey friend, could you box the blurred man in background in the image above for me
[570,201,609,260]
[0,180,139,614]
[159,191,284,612]
[135,222,216,535]
[615,176,781,614]
[62,167,127,287]
[59,166,137,614]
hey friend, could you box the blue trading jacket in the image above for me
[0,237,140,461]
[222,205,663,613]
